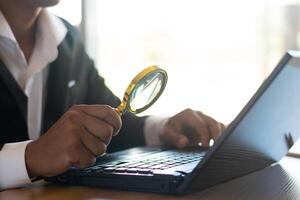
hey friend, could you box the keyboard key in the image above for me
[117,163,131,167]
[126,168,138,173]
[103,167,116,172]
[100,164,115,168]
[150,164,166,169]
[136,164,152,168]
[138,169,152,174]
[115,168,127,173]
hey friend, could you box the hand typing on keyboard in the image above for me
[159,109,225,149]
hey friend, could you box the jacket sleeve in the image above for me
[84,60,146,152]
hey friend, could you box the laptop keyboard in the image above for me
[86,150,206,175]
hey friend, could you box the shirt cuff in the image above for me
[144,115,169,147]
[0,141,32,190]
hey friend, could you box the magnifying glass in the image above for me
[115,66,168,116]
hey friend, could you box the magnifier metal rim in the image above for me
[124,65,168,114]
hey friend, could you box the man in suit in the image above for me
[0,0,224,189]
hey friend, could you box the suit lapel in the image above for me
[0,60,27,121]
[42,39,72,133]
[0,38,73,135]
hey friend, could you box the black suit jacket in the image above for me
[0,19,146,152]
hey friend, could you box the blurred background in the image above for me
[50,0,300,125]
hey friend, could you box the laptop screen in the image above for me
[181,51,300,193]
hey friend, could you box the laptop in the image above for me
[45,51,300,194]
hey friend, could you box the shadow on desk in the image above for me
[1,157,300,200]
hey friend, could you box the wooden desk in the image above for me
[1,156,300,200]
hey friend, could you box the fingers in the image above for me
[74,142,97,169]
[65,105,118,167]
[71,105,122,136]
[160,127,189,149]
[64,130,103,169]
[197,111,223,140]
[162,109,224,149]
[177,109,212,148]
[219,122,226,131]
[78,113,114,145]
[79,125,108,156]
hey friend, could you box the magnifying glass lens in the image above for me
[129,73,164,112]
[115,66,167,116]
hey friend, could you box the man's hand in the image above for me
[159,109,224,149]
[25,105,122,178]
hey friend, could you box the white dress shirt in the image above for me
[0,9,166,190]
[0,9,67,190]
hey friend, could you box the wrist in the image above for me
[25,141,38,178]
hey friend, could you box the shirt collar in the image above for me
[37,9,67,50]
[31,9,67,67]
